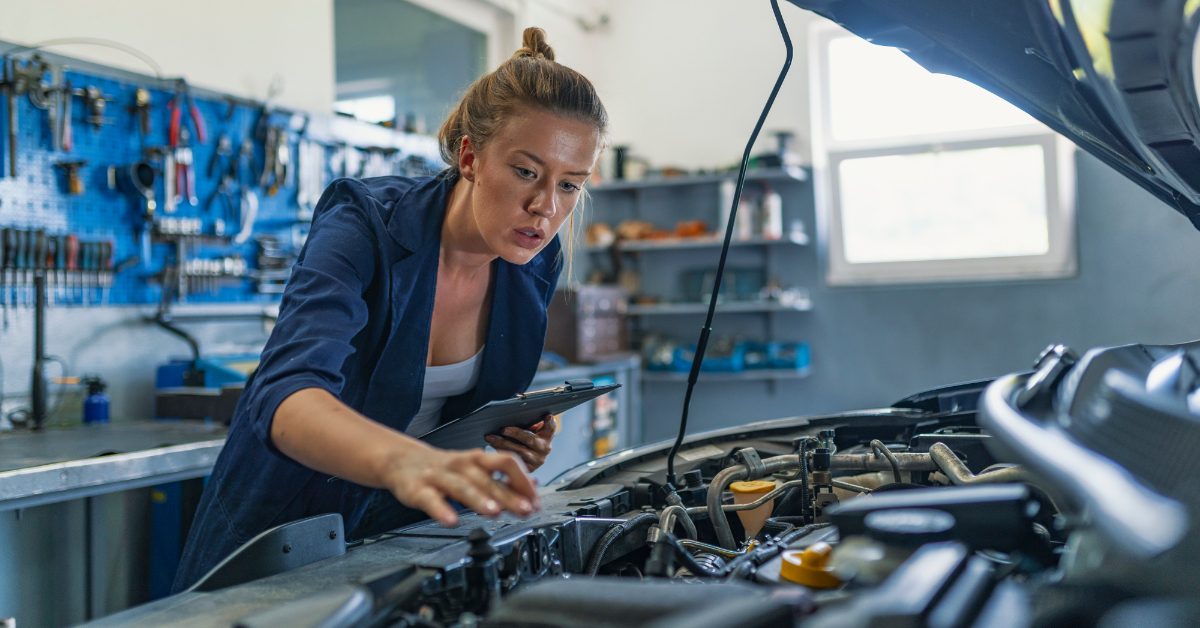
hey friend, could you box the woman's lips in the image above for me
[513,228,543,250]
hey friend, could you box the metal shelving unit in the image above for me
[642,367,811,383]
[589,167,807,193]
[626,300,812,316]
[585,166,813,388]
[586,232,809,254]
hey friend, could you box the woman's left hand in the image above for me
[486,414,558,471]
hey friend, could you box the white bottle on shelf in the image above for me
[761,186,783,240]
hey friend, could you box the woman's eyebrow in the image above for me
[515,149,591,177]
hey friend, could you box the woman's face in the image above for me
[460,106,601,265]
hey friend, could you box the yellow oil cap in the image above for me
[780,542,842,589]
[730,480,776,494]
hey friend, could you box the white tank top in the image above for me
[404,347,484,437]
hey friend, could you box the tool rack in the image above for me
[0,42,441,312]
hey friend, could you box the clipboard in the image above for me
[419,378,620,450]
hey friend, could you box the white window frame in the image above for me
[810,25,1077,286]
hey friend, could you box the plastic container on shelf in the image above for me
[671,343,747,372]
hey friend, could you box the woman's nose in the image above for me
[528,188,557,218]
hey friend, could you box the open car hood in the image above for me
[788,0,1200,228]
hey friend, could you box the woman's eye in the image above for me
[560,181,581,193]
[515,167,536,179]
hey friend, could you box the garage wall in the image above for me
[638,152,1200,440]
[0,0,336,112]
[582,0,819,172]
[573,2,1200,440]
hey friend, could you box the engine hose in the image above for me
[928,442,1032,486]
[659,505,699,540]
[760,518,795,537]
[707,454,802,550]
[585,512,659,576]
[654,533,725,578]
[870,439,902,483]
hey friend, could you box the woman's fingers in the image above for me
[431,472,501,518]
[461,462,534,516]
[476,451,540,504]
[500,427,550,453]
[487,435,542,469]
[406,485,459,527]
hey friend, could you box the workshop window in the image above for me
[334,0,489,133]
[812,28,1076,285]
[335,95,397,125]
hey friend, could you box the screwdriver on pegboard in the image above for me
[65,234,78,304]
[42,233,56,307]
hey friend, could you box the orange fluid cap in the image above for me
[780,542,842,589]
[730,480,776,494]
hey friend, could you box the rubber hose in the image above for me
[586,512,659,575]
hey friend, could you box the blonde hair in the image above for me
[438,27,608,280]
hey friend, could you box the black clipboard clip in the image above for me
[517,378,595,400]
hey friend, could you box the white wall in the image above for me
[585,0,819,170]
[413,0,809,173]
[0,0,336,112]
[0,0,821,177]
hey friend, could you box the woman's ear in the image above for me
[458,136,478,182]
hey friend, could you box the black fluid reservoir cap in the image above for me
[863,508,956,547]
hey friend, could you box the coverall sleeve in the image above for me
[245,178,380,451]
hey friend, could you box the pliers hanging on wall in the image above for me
[168,79,206,147]
[168,80,205,207]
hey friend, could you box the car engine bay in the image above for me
[102,341,1200,627]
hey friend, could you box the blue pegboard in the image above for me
[0,50,441,307]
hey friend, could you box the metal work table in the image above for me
[0,420,226,511]
[0,357,638,512]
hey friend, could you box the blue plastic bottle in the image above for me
[83,376,110,424]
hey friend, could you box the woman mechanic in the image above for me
[173,27,607,591]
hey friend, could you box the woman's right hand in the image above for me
[381,443,541,527]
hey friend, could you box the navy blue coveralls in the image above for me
[172,173,562,592]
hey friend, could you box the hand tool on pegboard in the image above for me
[32,230,47,307]
[64,233,78,304]
[296,138,328,220]
[81,240,94,306]
[100,240,113,304]
[174,126,198,207]
[43,234,57,306]
[168,81,204,214]
[110,161,157,266]
[205,133,238,237]
[0,56,31,177]
[82,85,110,129]
[259,124,289,196]
[16,228,30,308]
[61,79,73,152]
[51,233,65,304]
[54,159,87,195]
[131,87,151,137]
[18,57,65,153]
[168,79,207,147]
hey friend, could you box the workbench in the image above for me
[0,357,640,625]
[0,356,639,513]
[0,420,226,512]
